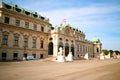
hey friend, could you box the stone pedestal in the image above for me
[117,54,120,59]
[66,52,73,61]
[105,53,110,59]
[56,47,66,62]
[84,53,89,60]
[100,52,105,60]
[113,52,117,59]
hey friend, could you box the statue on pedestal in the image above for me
[66,52,73,61]
[105,52,111,59]
[113,52,117,59]
[117,54,120,59]
[100,52,105,60]
[84,53,89,60]
[56,47,66,62]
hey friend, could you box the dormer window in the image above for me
[40,16,45,20]
[15,7,21,12]
[4,3,12,9]
[25,11,30,15]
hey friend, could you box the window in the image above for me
[33,24,37,31]
[2,35,8,45]
[25,22,29,29]
[59,38,62,40]
[32,39,36,48]
[23,54,27,58]
[4,17,10,24]
[97,48,99,52]
[13,53,18,57]
[14,36,19,46]
[32,54,36,58]
[13,53,18,60]
[77,45,79,51]
[24,38,28,47]
[40,40,43,48]
[49,38,53,40]
[40,54,44,59]
[1,53,7,60]
[71,40,74,43]
[41,26,44,32]
[16,19,20,26]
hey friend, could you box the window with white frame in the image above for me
[32,39,36,48]
[33,24,37,31]
[2,35,8,45]
[15,19,20,26]
[14,36,19,46]
[4,17,10,24]
[25,22,29,29]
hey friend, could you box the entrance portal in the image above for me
[48,42,53,55]
[58,42,63,52]
[71,44,74,56]
[65,43,69,56]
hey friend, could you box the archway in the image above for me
[65,43,69,56]
[71,44,74,56]
[48,42,53,55]
[58,42,63,51]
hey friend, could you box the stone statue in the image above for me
[113,52,117,59]
[66,52,73,61]
[84,53,89,60]
[117,54,120,59]
[105,52,110,59]
[56,47,66,62]
[100,52,105,60]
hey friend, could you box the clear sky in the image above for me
[3,0,120,50]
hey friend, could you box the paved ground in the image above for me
[0,59,120,80]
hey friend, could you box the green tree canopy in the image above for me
[102,49,109,55]
[114,50,120,55]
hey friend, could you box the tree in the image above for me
[102,49,108,55]
[114,50,120,55]
[109,50,113,57]
[109,50,113,53]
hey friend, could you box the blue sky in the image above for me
[3,0,120,50]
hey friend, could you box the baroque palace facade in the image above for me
[0,2,102,61]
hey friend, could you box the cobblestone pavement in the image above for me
[0,59,120,80]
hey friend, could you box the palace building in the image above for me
[0,2,102,61]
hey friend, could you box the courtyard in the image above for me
[0,59,120,80]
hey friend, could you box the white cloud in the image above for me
[40,4,120,26]
[40,5,120,50]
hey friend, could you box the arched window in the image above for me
[97,48,99,52]
[48,42,53,55]
[41,40,44,48]
[71,44,74,56]
[41,26,44,32]
[65,43,69,56]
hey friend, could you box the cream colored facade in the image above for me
[48,24,99,59]
[75,31,94,58]
[48,24,76,57]
[0,2,102,61]
[0,2,51,60]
